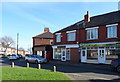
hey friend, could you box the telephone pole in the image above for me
[17,33,19,55]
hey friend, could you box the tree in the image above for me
[0,36,15,54]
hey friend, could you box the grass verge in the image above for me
[2,67,71,80]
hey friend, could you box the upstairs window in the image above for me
[67,30,76,41]
[107,25,117,38]
[86,27,98,40]
[56,33,61,42]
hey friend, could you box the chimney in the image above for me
[84,11,90,22]
[44,28,49,32]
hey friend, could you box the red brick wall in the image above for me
[54,23,120,45]
[33,38,53,46]
[84,24,120,43]
[70,48,79,62]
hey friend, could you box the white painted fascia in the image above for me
[55,33,61,35]
[106,23,118,27]
[52,44,79,48]
[85,27,99,30]
[66,30,76,33]
[81,41,120,45]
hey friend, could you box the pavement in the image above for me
[1,57,120,81]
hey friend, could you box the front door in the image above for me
[61,48,66,61]
[81,49,87,62]
[98,48,106,63]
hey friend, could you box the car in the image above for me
[25,55,47,64]
[8,54,19,60]
[111,58,120,72]
[0,54,8,58]
[17,54,23,58]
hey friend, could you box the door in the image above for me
[81,49,87,62]
[98,48,106,63]
[61,48,66,61]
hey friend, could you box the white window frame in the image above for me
[67,30,76,41]
[106,24,117,38]
[55,33,61,42]
[66,48,70,60]
[86,27,98,40]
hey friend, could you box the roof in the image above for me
[55,20,84,33]
[33,32,53,39]
[85,10,120,28]
[54,10,120,33]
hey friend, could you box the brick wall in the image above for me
[54,23,120,45]
[33,38,53,46]
[70,48,79,62]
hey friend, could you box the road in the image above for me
[1,57,120,81]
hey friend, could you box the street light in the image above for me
[17,33,19,55]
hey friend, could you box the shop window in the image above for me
[87,50,98,59]
[106,49,119,59]
[54,48,62,59]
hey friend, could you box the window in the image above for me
[56,34,61,42]
[54,48,62,59]
[67,31,76,41]
[66,48,70,60]
[37,51,42,56]
[87,28,98,40]
[107,25,117,38]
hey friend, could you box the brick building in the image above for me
[52,10,120,64]
[32,28,53,60]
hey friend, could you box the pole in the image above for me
[53,66,56,72]
[11,62,14,67]
[17,33,19,55]
[38,64,41,69]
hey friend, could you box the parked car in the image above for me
[0,54,8,58]
[25,55,47,64]
[8,54,19,60]
[17,54,23,58]
[111,58,120,72]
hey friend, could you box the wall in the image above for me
[70,48,79,62]
[33,38,53,46]
[54,23,120,45]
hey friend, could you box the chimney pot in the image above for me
[84,11,90,22]
[44,28,49,32]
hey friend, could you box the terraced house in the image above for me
[52,10,120,64]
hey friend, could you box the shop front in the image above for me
[80,43,120,64]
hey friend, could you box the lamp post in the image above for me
[17,33,19,55]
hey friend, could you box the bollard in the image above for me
[38,64,41,69]
[53,66,56,72]
[27,63,29,68]
[11,62,14,67]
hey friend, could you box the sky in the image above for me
[0,1,120,50]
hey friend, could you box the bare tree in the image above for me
[19,47,25,51]
[0,36,15,54]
